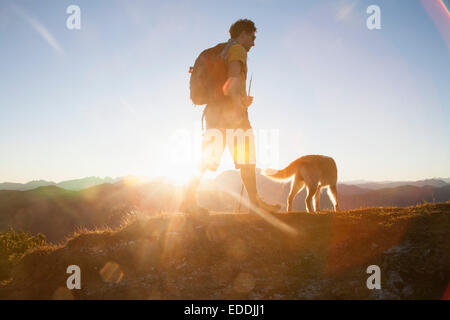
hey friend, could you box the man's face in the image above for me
[242,31,256,52]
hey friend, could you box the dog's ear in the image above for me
[262,168,276,176]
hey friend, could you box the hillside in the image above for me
[0,182,236,243]
[1,202,448,300]
[0,184,139,242]
[0,182,168,242]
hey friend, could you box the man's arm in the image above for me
[224,60,244,112]
[223,61,253,114]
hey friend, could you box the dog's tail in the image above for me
[262,161,297,181]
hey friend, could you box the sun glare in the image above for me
[159,164,197,186]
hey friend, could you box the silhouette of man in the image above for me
[181,19,280,215]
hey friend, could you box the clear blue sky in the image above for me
[0,0,449,183]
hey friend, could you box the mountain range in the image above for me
[0,176,120,191]
[1,173,449,191]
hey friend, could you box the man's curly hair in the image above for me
[229,19,257,39]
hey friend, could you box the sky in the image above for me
[0,0,449,183]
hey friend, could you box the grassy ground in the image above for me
[0,202,449,300]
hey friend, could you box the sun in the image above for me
[158,163,197,186]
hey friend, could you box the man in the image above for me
[181,19,280,215]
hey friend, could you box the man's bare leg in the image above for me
[179,165,209,215]
[240,164,281,213]
[240,164,257,203]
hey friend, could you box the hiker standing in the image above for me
[181,19,280,215]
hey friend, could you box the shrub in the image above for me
[0,226,47,281]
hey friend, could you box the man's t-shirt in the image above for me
[227,43,247,97]
[203,41,251,130]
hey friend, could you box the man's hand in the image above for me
[242,95,253,108]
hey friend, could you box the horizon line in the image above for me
[1,173,450,186]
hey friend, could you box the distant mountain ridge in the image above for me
[1,172,449,192]
[0,176,121,191]
[0,180,56,191]
[347,178,449,190]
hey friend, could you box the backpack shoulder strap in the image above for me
[219,39,238,61]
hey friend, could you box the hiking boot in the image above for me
[179,198,210,217]
[251,196,281,213]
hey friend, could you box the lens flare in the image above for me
[439,0,450,16]
[421,0,450,50]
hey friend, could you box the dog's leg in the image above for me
[287,176,303,212]
[305,183,317,213]
[313,186,321,212]
[327,184,339,212]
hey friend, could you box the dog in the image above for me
[263,155,339,212]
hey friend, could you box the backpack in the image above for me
[189,42,229,106]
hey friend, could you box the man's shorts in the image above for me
[201,102,256,171]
